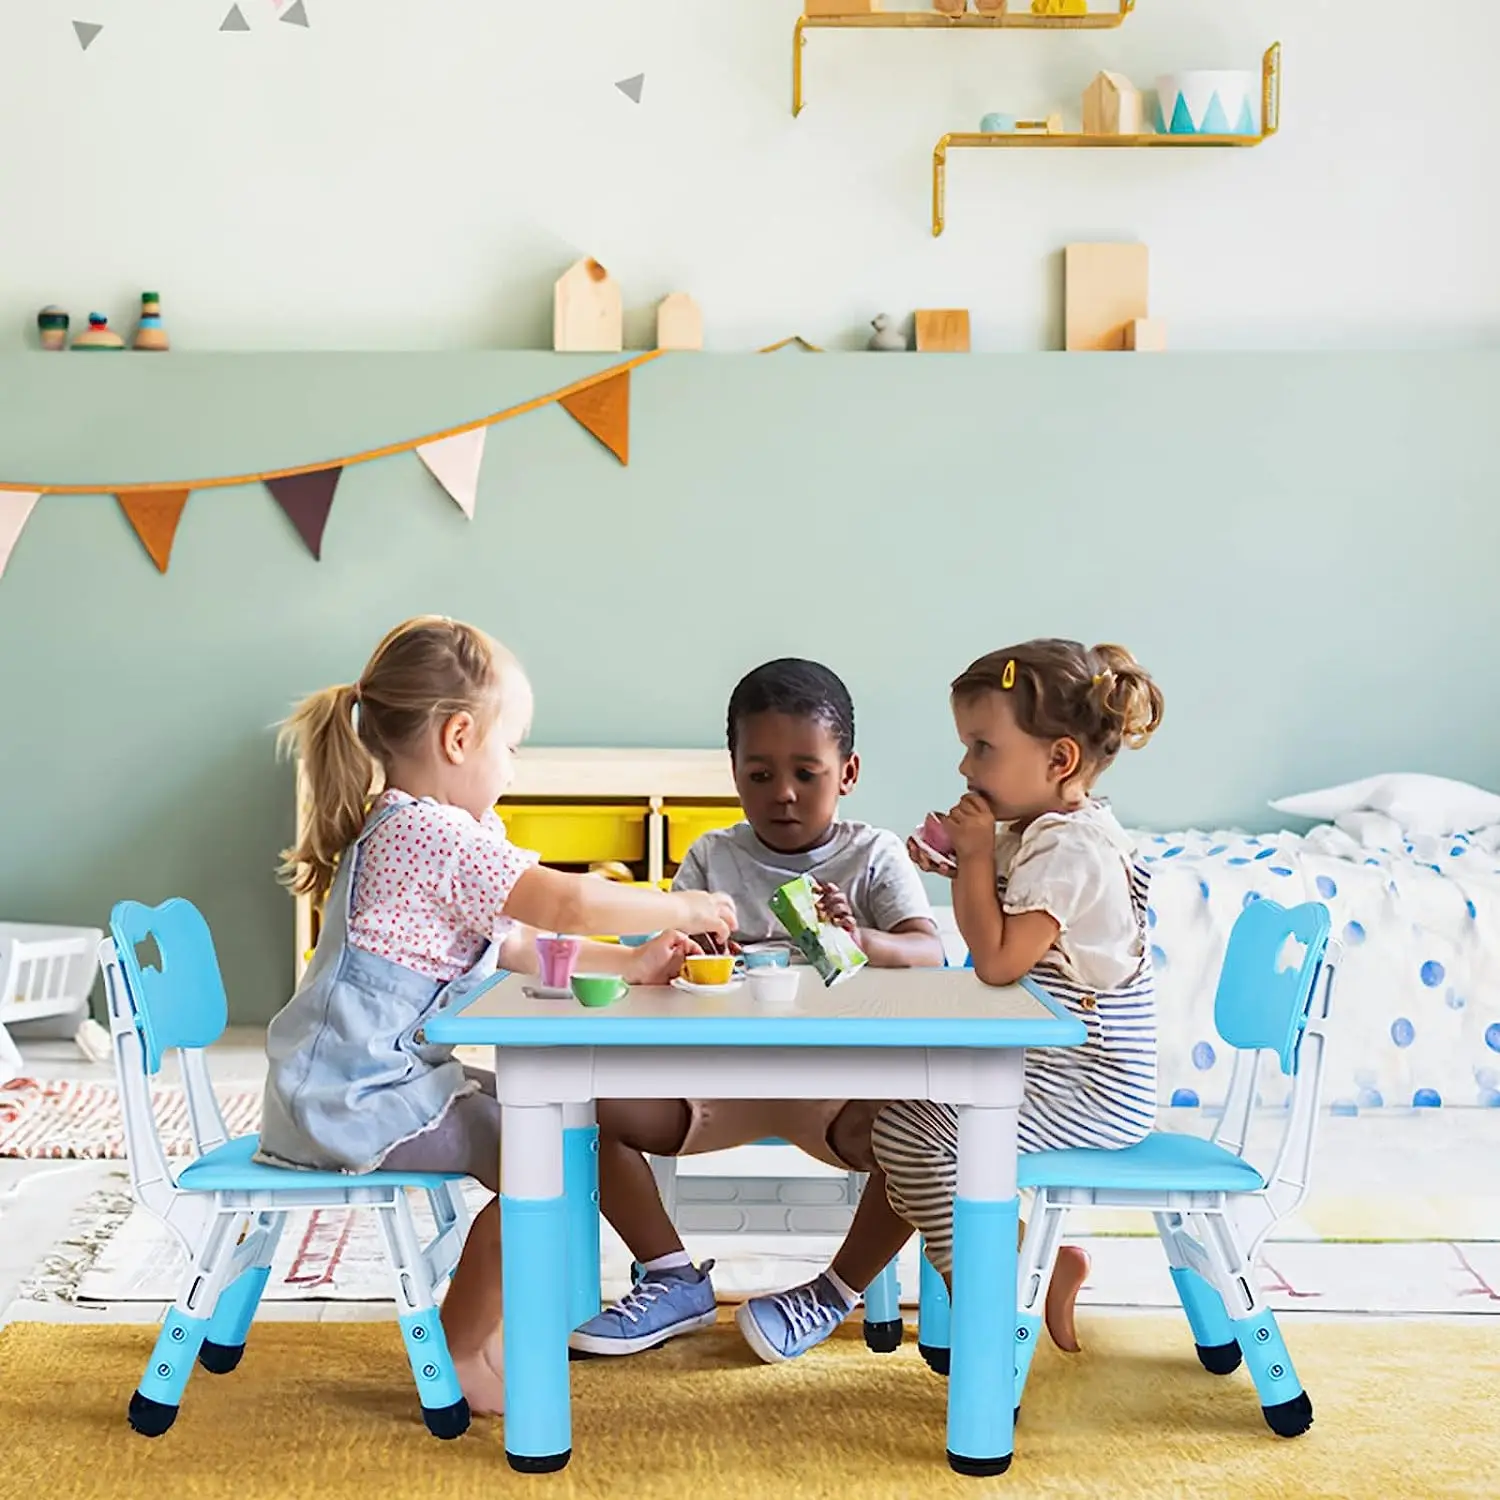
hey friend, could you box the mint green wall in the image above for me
[2,353,1496,1022]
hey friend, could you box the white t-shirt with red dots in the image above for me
[347,788,540,982]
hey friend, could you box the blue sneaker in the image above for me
[569,1262,718,1356]
[736,1274,853,1364]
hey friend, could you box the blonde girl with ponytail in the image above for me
[874,639,1164,1359]
[258,616,736,1418]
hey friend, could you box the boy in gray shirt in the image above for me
[572,660,943,1366]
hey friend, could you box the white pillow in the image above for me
[1269,773,1500,838]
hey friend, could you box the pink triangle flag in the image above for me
[0,491,42,581]
[416,428,487,519]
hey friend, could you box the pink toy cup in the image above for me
[535,934,583,990]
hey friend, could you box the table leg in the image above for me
[500,1101,571,1472]
[947,1102,1019,1477]
[562,1100,601,1331]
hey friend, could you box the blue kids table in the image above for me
[424,966,1084,1478]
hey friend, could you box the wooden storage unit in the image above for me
[293,749,740,984]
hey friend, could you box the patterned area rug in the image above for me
[0,1077,261,1159]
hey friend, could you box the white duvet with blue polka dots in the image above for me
[1134,822,1500,1114]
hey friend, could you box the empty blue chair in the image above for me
[100,899,475,1439]
[924,898,1338,1438]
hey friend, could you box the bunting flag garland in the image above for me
[0,492,41,581]
[559,366,632,465]
[0,353,659,581]
[266,469,343,560]
[416,428,486,519]
[116,489,191,573]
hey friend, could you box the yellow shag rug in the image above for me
[3,1314,1494,1499]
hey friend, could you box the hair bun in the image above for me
[1089,643,1163,749]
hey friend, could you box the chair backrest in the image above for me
[1213,898,1331,1076]
[110,898,230,1073]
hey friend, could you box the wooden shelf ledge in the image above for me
[793,3,1136,115]
[931,42,1283,235]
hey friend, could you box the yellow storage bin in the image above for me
[665,803,743,864]
[500,803,646,865]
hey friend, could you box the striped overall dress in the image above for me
[872,854,1157,1275]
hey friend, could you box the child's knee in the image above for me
[596,1098,691,1156]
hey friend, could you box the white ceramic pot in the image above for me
[1156,70,1258,136]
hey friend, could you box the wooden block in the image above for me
[1124,317,1166,352]
[554,257,623,353]
[1083,71,1143,136]
[804,0,882,14]
[656,292,703,351]
[1064,243,1149,351]
[914,309,971,352]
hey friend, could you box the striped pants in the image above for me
[872,1090,1152,1277]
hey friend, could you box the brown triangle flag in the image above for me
[266,468,342,559]
[559,368,631,465]
[116,489,191,573]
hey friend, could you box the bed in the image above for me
[1138,822,1500,1114]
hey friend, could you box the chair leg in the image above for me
[129,1211,243,1436]
[200,1211,286,1374]
[376,1192,470,1440]
[1196,1211,1313,1438]
[563,1116,602,1331]
[424,1180,468,1282]
[1013,1199,1068,1411]
[917,1238,951,1374]
[862,1257,903,1352]
[1154,1211,1242,1375]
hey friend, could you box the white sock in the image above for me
[642,1250,693,1274]
[824,1268,859,1309]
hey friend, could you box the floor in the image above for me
[3,1026,1498,1330]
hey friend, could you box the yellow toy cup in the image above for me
[682,954,736,987]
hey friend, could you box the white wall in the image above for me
[3,0,1496,352]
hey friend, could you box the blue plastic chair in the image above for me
[99,899,475,1440]
[923,898,1338,1439]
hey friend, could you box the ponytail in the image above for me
[1088,643,1164,751]
[278,682,378,903]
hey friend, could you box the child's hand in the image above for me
[907,836,957,879]
[946,794,997,861]
[624,931,701,985]
[692,932,742,956]
[678,890,737,945]
[814,879,858,935]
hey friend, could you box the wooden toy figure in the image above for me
[36,306,69,350]
[72,313,126,350]
[133,292,170,351]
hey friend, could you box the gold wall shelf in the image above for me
[792,2,1136,116]
[931,42,1282,234]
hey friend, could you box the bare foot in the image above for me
[452,1334,505,1416]
[1044,1244,1090,1353]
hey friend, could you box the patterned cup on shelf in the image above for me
[535,934,583,991]
[1156,70,1258,137]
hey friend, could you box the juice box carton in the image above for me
[768,875,868,988]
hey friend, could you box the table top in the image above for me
[423,967,1086,1049]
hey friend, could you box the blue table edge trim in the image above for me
[424,970,1087,1049]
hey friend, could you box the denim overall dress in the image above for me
[255,799,500,1174]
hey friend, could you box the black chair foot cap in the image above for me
[863,1318,904,1354]
[1195,1340,1243,1376]
[128,1391,178,1437]
[423,1398,471,1440]
[198,1340,245,1375]
[948,1450,1012,1478]
[919,1343,951,1376]
[1263,1391,1313,1438]
[508,1449,572,1474]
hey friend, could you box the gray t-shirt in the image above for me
[672,820,935,948]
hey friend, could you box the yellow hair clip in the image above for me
[1001,659,1016,690]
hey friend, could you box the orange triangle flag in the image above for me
[560,368,631,465]
[117,488,191,573]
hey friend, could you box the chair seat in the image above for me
[1018,1130,1266,1194]
[177,1134,467,1193]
